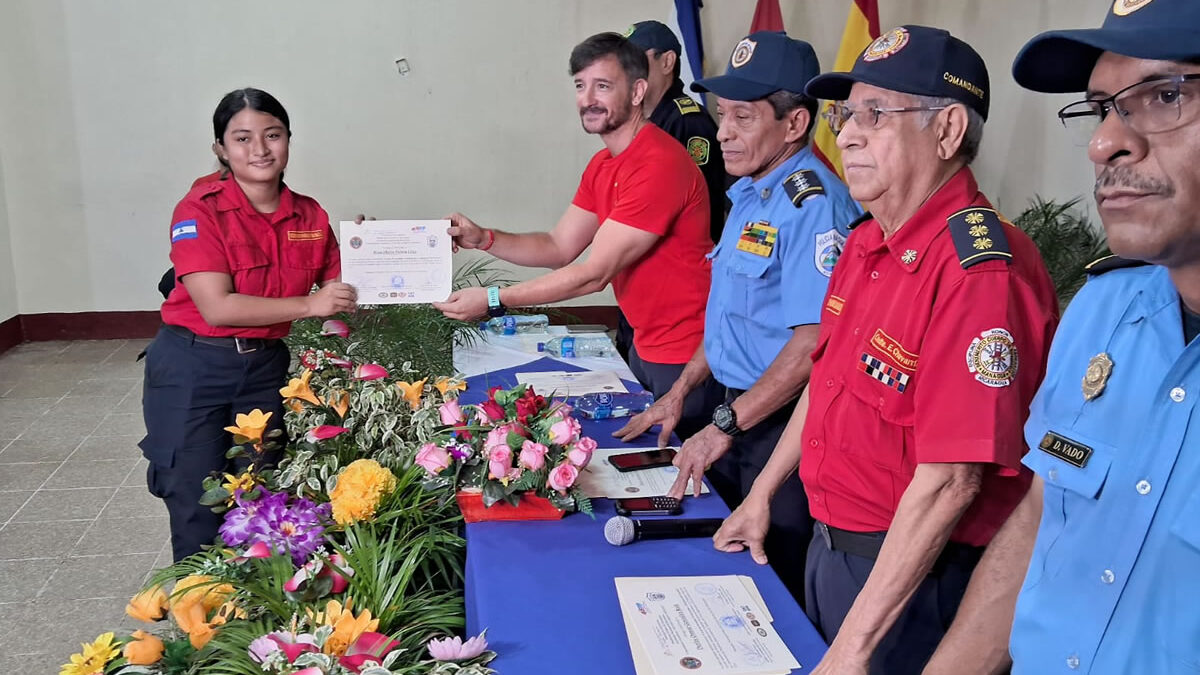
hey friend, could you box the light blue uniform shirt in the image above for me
[703,147,861,391]
[1013,264,1200,673]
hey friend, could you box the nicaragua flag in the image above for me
[671,0,705,103]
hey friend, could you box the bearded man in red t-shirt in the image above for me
[436,31,719,437]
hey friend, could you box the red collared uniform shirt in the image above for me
[161,179,341,339]
[800,168,1059,546]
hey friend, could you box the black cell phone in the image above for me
[615,496,683,517]
[609,448,677,472]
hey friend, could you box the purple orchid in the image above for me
[220,488,331,565]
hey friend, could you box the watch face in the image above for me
[713,405,733,429]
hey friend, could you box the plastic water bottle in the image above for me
[484,314,550,335]
[573,391,656,419]
[538,335,615,358]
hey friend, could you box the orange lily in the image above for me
[397,378,427,409]
[308,598,379,656]
[434,377,467,397]
[280,369,323,407]
[123,630,165,665]
[327,389,350,418]
[125,586,168,623]
[223,409,273,444]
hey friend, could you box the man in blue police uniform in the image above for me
[615,31,861,601]
[924,1,1200,672]
[614,20,727,367]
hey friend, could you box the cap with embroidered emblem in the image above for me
[625,20,681,55]
[691,31,820,101]
[1012,0,1200,93]
[805,25,990,120]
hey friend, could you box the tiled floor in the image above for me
[0,339,169,673]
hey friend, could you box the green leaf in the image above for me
[225,445,245,459]
[481,480,507,507]
[198,486,230,506]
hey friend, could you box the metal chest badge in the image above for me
[1082,353,1114,401]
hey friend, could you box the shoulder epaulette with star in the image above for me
[847,211,873,231]
[1084,254,1148,276]
[783,169,825,208]
[948,207,1012,269]
[674,96,701,115]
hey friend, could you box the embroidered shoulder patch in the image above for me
[783,169,825,208]
[686,136,710,166]
[948,207,1011,269]
[814,229,846,277]
[674,96,701,115]
[966,328,1018,387]
[170,219,198,243]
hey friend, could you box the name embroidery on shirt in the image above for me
[1038,431,1093,468]
[825,295,846,316]
[287,230,325,242]
[736,221,777,257]
[870,329,919,371]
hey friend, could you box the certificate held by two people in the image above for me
[338,220,453,304]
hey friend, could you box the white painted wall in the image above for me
[0,0,1109,315]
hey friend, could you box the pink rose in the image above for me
[547,461,579,493]
[568,436,597,468]
[518,440,549,471]
[550,401,573,417]
[484,426,511,454]
[488,445,513,480]
[415,443,452,475]
[439,399,464,425]
[549,416,581,445]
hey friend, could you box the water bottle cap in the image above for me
[537,342,545,352]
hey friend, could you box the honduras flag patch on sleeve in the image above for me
[171,219,198,243]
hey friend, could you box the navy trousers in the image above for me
[804,523,984,674]
[626,343,725,442]
[139,326,289,562]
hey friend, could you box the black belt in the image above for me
[163,324,280,354]
[816,521,887,560]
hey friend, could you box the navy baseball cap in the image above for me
[691,31,820,101]
[1013,0,1200,93]
[806,25,991,120]
[625,20,682,55]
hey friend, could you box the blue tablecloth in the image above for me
[462,357,827,674]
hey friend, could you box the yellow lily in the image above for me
[222,471,257,497]
[60,632,120,675]
[308,598,379,656]
[434,376,467,396]
[327,389,350,418]
[280,369,323,407]
[397,378,427,409]
[223,409,273,444]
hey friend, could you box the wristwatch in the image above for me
[712,403,742,436]
[486,286,506,318]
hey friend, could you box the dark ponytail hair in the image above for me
[212,88,291,170]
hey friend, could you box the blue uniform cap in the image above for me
[691,31,820,101]
[625,20,682,55]
[1013,0,1200,93]
[805,25,990,120]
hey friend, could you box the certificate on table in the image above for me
[339,220,452,304]
[577,448,709,498]
[515,370,628,396]
[615,576,800,674]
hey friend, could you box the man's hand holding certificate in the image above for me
[339,220,453,305]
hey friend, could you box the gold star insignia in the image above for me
[901,249,917,264]
[969,224,989,237]
[973,237,993,250]
[965,212,986,225]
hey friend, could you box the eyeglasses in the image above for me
[1058,74,1200,145]
[822,102,948,135]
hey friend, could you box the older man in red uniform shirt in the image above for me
[713,26,1060,674]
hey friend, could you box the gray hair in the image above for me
[766,89,819,145]
[911,95,984,165]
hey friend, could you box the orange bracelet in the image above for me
[480,229,496,251]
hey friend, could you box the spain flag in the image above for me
[813,0,880,179]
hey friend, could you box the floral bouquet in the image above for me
[416,384,595,517]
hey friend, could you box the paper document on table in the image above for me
[339,220,452,304]
[515,370,628,396]
[577,448,708,498]
[615,575,799,674]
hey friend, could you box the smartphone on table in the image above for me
[614,496,683,517]
[608,447,677,472]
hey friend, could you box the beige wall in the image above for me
[0,0,1110,315]
[0,151,15,322]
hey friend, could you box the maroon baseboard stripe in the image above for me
[0,306,621,357]
[0,315,21,355]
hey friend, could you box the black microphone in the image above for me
[604,515,724,546]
